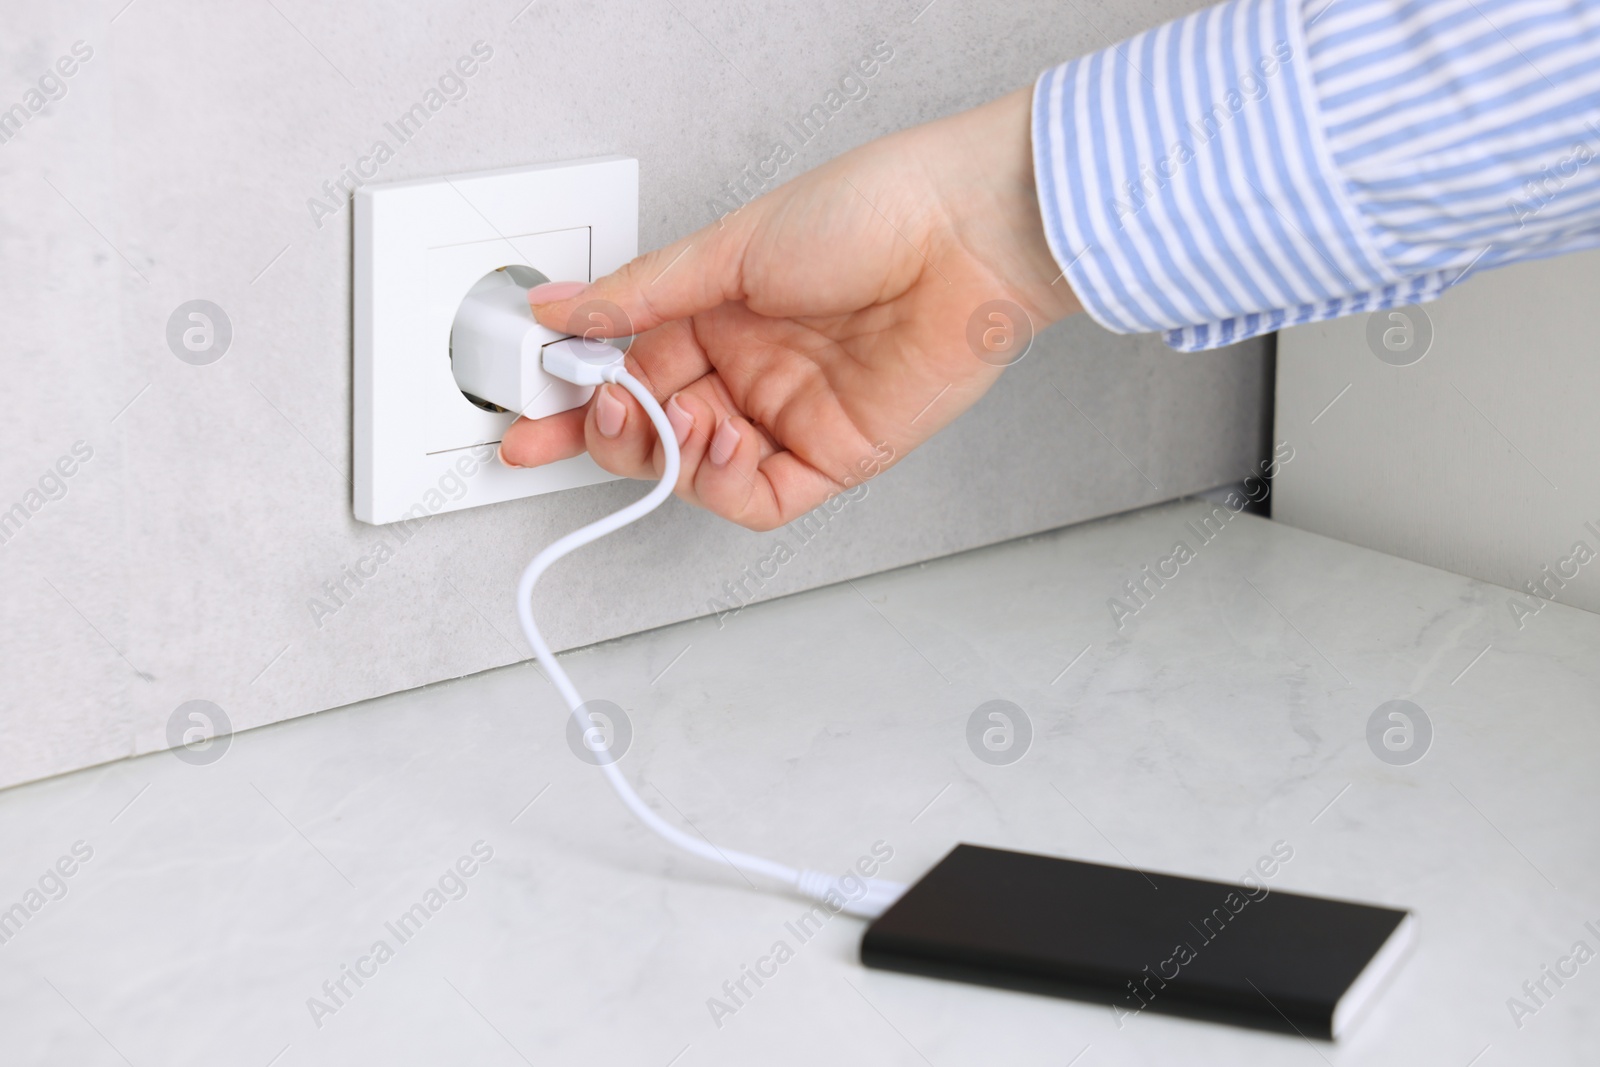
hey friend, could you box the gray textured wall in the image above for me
[0,0,1267,790]
[1274,249,1600,620]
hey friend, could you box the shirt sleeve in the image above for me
[1031,0,1600,351]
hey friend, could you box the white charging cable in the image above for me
[517,337,907,919]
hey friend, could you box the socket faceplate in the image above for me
[353,156,636,525]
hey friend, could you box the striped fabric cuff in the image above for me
[1310,0,1600,284]
[1032,0,1415,351]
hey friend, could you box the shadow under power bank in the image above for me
[861,844,1414,1039]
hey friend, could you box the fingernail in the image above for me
[595,385,626,438]
[709,418,739,467]
[527,280,588,305]
[496,442,524,468]
[666,393,693,447]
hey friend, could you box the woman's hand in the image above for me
[498,87,1080,530]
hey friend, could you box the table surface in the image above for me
[2,499,1596,1067]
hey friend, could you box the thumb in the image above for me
[528,211,754,338]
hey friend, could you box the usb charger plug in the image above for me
[540,335,626,387]
[450,269,601,419]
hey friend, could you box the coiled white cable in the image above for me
[515,338,906,920]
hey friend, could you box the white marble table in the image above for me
[2,499,1596,1066]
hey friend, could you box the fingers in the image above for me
[503,372,837,532]
[578,318,731,478]
[580,382,660,479]
[584,370,773,482]
[527,210,755,339]
[689,416,846,532]
[616,317,715,400]
[663,387,714,490]
[688,304,879,475]
[664,389,845,532]
[500,383,671,478]
[499,405,586,469]
[692,414,766,524]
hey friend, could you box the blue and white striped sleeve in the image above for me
[1032,0,1600,351]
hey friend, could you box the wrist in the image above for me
[915,87,1082,327]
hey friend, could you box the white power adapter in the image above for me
[450,267,603,419]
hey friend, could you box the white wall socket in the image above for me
[353,156,636,525]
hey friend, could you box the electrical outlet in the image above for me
[353,156,636,525]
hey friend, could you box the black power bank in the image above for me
[861,844,1413,1039]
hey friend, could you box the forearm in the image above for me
[909,88,1083,328]
[1028,0,1600,350]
